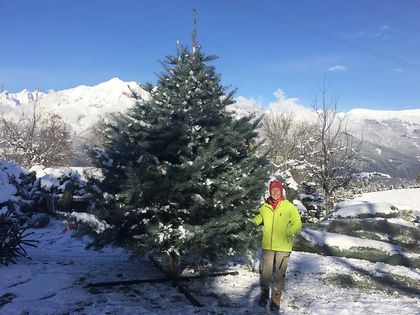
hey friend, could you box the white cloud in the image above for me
[395,68,403,73]
[234,89,315,122]
[327,65,347,72]
[235,95,261,110]
[268,89,315,122]
[230,96,262,119]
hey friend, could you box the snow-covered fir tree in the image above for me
[90,41,269,271]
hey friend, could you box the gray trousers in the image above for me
[260,250,290,293]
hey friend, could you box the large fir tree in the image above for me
[91,40,269,270]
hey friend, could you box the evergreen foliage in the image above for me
[91,44,269,265]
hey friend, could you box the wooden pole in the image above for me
[87,270,239,288]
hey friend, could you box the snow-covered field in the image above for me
[1,189,420,314]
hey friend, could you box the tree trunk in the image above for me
[324,191,332,214]
[162,252,180,281]
[57,182,76,212]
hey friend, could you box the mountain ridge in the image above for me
[1,78,419,178]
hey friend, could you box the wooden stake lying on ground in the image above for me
[177,284,203,307]
[86,254,239,308]
[87,270,239,287]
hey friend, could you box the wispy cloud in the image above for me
[350,25,391,39]
[283,54,346,72]
[395,68,403,73]
[373,24,391,37]
[327,65,347,72]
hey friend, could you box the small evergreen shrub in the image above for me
[0,204,38,265]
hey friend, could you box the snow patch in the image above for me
[58,211,111,234]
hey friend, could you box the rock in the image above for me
[28,213,50,228]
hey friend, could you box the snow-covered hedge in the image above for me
[29,165,97,197]
[333,201,399,218]
[1,159,99,214]
[294,196,420,269]
[300,228,402,255]
[294,230,418,268]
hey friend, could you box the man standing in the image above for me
[253,179,302,310]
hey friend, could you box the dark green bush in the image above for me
[0,204,38,265]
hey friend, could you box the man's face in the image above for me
[270,188,282,201]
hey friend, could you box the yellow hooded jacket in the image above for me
[253,199,302,252]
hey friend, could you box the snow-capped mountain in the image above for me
[347,108,420,157]
[345,109,420,178]
[1,79,419,178]
[0,78,148,135]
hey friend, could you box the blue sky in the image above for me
[1,0,419,110]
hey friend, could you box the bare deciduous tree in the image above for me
[261,111,311,171]
[0,94,73,167]
[302,85,362,212]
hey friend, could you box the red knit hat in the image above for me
[267,179,285,207]
[269,179,283,192]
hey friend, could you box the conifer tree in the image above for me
[91,41,269,271]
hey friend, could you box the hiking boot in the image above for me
[270,290,281,311]
[258,288,269,307]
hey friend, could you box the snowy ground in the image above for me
[1,189,420,314]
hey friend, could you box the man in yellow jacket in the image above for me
[253,179,302,310]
